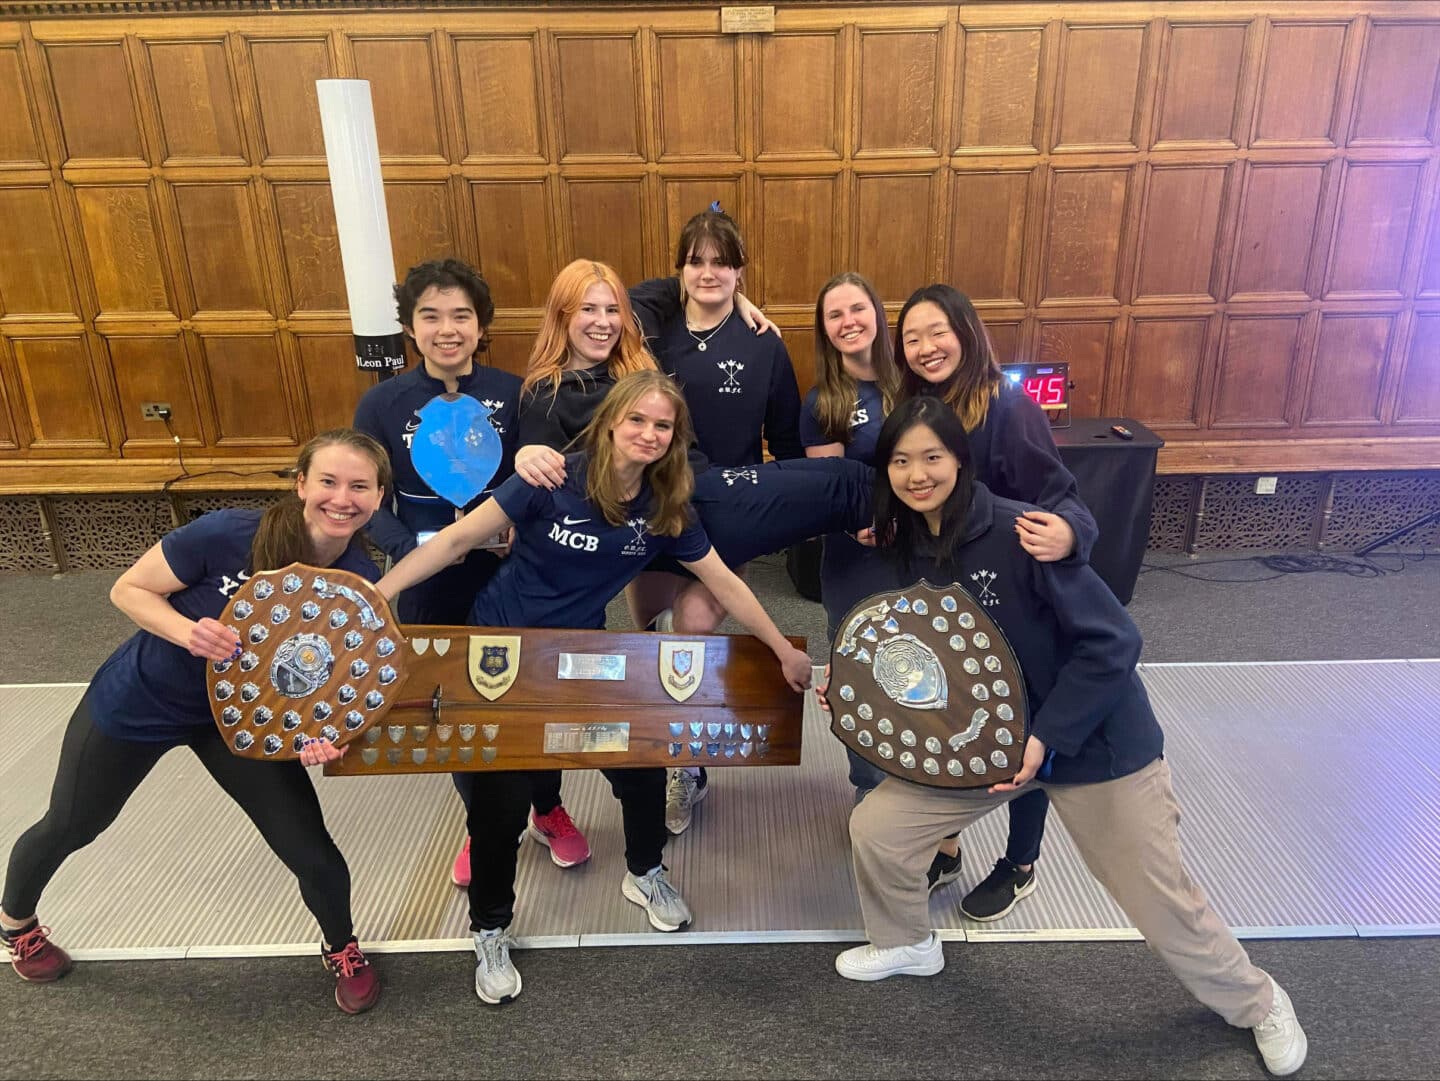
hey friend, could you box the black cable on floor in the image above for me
[1140,548,1430,584]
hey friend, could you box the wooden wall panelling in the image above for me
[450,32,546,165]
[549,31,645,163]
[0,37,46,168]
[561,173,650,286]
[949,166,1036,306]
[1322,159,1425,299]
[42,38,147,166]
[106,332,203,452]
[954,23,1046,154]
[0,335,24,451]
[1250,19,1352,148]
[1151,20,1252,150]
[268,180,346,314]
[0,183,81,318]
[854,22,947,159]
[347,32,448,164]
[141,36,248,166]
[1119,314,1214,428]
[295,331,375,434]
[852,166,943,307]
[1302,312,1397,426]
[10,333,110,451]
[243,34,333,164]
[1226,161,1330,302]
[169,180,272,317]
[1210,313,1306,429]
[72,181,175,319]
[1394,311,1440,425]
[470,176,557,311]
[1050,21,1151,154]
[653,30,743,163]
[1035,317,1116,417]
[756,171,843,309]
[385,180,457,285]
[482,332,534,382]
[1132,162,1231,304]
[1347,19,1440,148]
[1038,164,1134,305]
[196,331,299,446]
[756,27,844,161]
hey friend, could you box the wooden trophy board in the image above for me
[325,626,806,776]
[828,580,1028,789]
[207,564,406,760]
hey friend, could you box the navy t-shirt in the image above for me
[89,509,380,743]
[800,379,885,466]
[473,455,711,631]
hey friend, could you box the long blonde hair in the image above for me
[811,271,900,443]
[249,429,391,572]
[521,260,656,399]
[582,371,694,537]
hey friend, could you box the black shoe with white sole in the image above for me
[960,857,1037,921]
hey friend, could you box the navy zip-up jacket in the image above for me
[353,361,520,560]
[629,276,803,466]
[854,482,1163,785]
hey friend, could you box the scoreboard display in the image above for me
[1000,362,1071,428]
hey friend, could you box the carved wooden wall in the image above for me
[1,1,1438,485]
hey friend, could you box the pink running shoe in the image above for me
[3,922,72,983]
[451,837,471,888]
[322,939,381,1014]
[528,805,591,867]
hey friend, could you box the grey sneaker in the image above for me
[621,865,692,931]
[1253,977,1307,1076]
[665,769,707,835]
[473,927,521,1004]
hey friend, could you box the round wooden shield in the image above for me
[207,563,406,760]
[828,579,1029,790]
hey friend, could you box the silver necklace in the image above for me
[686,309,732,352]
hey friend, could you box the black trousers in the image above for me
[3,691,355,948]
[458,766,666,932]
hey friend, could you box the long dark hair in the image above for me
[249,429,391,572]
[894,284,1001,432]
[810,271,899,443]
[873,396,975,571]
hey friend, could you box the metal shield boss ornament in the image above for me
[410,393,503,508]
[469,635,521,701]
[659,641,705,703]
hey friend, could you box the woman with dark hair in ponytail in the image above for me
[1,430,392,1015]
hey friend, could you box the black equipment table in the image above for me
[786,417,1163,606]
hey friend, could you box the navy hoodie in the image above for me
[852,482,1164,785]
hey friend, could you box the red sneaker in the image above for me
[528,805,591,868]
[322,940,381,1014]
[451,837,471,888]
[3,922,72,983]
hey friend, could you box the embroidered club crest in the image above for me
[469,635,521,701]
[412,393,503,508]
[659,641,705,703]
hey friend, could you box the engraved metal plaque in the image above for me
[829,580,1028,790]
[557,653,627,681]
[543,722,631,753]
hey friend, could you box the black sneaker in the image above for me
[961,858,1037,921]
[925,848,963,893]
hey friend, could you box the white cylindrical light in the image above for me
[316,79,404,373]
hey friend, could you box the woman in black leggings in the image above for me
[2,429,391,1014]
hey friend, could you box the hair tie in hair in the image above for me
[709,200,723,213]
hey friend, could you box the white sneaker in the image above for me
[473,927,521,1004]
[835,934,944,982]
[665,769,707,835]
[621,865,692,931]
[1253,977,1307,1076]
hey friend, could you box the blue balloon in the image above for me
[411,394,503,508]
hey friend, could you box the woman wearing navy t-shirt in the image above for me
[1,430,392,1014]
[377,370,813,1008]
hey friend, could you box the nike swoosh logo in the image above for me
[562,516,591,525]
[404,418,421,432]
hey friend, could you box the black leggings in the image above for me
[3,692,355,948]
[459,766,666,932]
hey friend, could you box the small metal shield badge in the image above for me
[659,641,704,703]
[469,635,521,701]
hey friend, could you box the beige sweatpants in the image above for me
[849,757,1272,1028]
